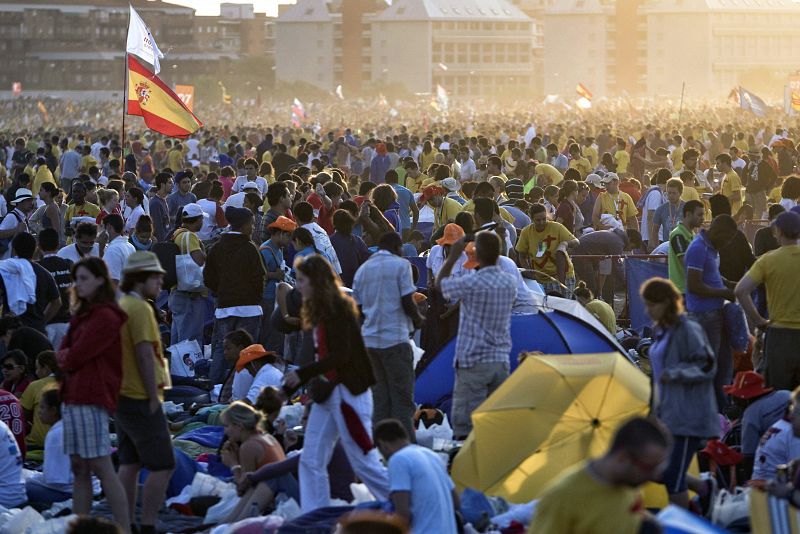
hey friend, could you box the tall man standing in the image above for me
[735,211,800,390]
[352,232,424,438]
[436,232,516,439]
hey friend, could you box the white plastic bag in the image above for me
[273,497,301,521]
[190,472,235,498]
[410,339,425,369]
[28,514,78,534]
[169,339,204,377]
[350,483,376,505]
[205,488,240,525]
[711,486,750,528]
[1,506,43,534]
[176,231,204,292]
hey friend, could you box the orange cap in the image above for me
[463,241,478,269]
[235,344,275,372]
[436,223,465,246]
[268,215,297,233]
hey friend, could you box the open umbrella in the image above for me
[451,352,649,503]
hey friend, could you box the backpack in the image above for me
[152,241,179,289]
[0,211,23,256]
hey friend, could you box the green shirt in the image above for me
[668,222,694,293]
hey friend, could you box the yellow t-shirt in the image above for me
[721,170,743,214]
[734,139,749,153]
[585,299,617,335]
[432,197,463,229]
[671,146,684,172]
[569,157,593,179]
[746,245,800,329]
[32,166,57,194]
[19,376,57,447]
[167,148,184,171]
[614,150,630,174]
[515,221,576,282]
[681,186,701,203]
[64,201,100,223]
[173,228,202,254]
[406,174,429,193]
[80,155,97,173]
[261,151,273,164]
[769,185,783,205]
[583,146,598,168]
[529,463,643,534]
[534,164,564,186]
[596,191,637,225]
[460,200,516,224]
[119,294,171,401]
[419,150,438,172]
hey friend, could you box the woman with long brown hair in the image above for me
[283,254,389,513]
[56,257,130,531]
[641,277,717,510]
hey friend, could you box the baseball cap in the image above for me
[182,203,208,219]
[419,185,446,204]
[772,211,800,235]
[268,215,298,233]
[242,181,260,191]
[584,174,605,188]
[441,177,461,192]
[600,172,620,184]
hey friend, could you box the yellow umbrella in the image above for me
[451,352,650,503]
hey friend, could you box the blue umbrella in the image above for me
[415,310,630,414]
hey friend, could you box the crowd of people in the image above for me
[0,99,796,533]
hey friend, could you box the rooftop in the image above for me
[276,0,331,22]
[373,0,531,22]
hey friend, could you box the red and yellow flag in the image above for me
[576,82,593,101]
[127,55,202,138]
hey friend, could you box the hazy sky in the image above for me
[163,0,293,16]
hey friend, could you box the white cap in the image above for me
[600,172,620,184]
[181,203,208,219]
[242,182,260,191]
[584,174,604,188]
[441,177,461,192]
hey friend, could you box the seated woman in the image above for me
[573,281,617,335]
[26,389,78,507]
[221,402,285,523]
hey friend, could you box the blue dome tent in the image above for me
[414,295,633,414]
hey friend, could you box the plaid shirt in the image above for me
[441,265,517,368]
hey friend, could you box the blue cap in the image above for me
[772,211,800,235]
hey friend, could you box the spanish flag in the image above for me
[127,55,202,138]
[576,82,593,101]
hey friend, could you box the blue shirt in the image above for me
[259,239,284,300]
[352,250,416,349]
[685,230,725,313]
[388,445,456,534]
[370,154,391,184]
[390,183,414,232]
[59,150,81,180]
[648,326,672,387]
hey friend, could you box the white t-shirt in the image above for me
[57,243,100,263]
[197,198,218,240]
[231,370,254,402]
[41,420,73,490]
[426,245,466,278]
[232,176,268,196]
[640,188,665,242]
[246,364,283,404]
[103,235,135,281]
[0,420,25,507]
[302,222,342,274]
[124,204,145,234]
[0,208,26,260]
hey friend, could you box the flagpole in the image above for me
[677,81,685,127]
[122,51,127,154]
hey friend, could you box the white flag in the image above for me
[127,5,164,74]
[335,84,344,100]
